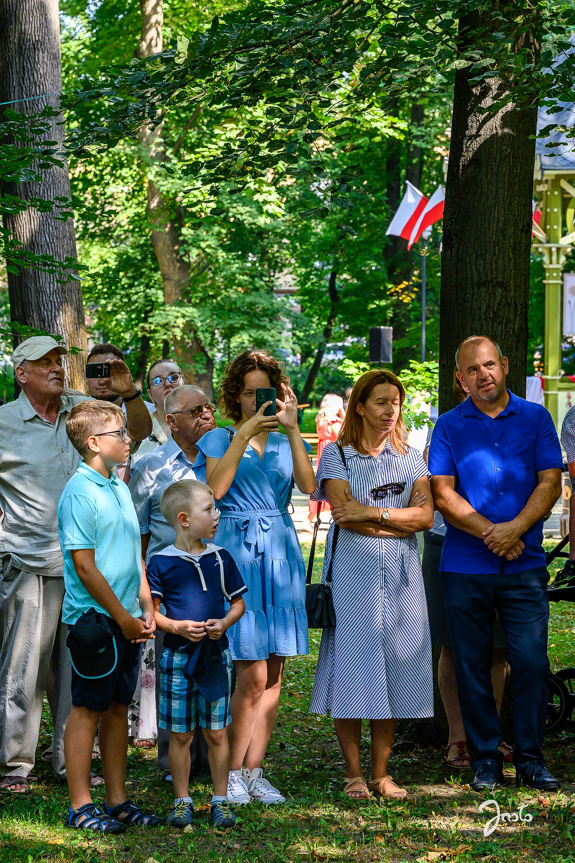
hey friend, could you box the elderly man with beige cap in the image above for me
[0,336,137,792]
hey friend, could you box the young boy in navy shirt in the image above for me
[147,479,246,829]
[58,400,162,833]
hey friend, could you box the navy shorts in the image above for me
[70,618,141,713]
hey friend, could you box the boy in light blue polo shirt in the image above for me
[58,400,162,834]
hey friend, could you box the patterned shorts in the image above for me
[159,646,233,732]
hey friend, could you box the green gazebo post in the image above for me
[534,97,575,428]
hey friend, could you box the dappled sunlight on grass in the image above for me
[0,538,573,861]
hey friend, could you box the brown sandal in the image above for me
[368,775,408,800]
[343,776,371,800]
[444,740,471,770]
[498,739,513,764]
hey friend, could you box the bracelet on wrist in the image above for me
[122,387,141,402]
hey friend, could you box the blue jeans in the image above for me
[442,566,550,771]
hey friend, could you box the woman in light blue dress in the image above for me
[194,348,315,805]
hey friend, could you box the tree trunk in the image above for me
[0,0,87,391]
[300,269,339,404]
[137,0,214,399]
[440,11,539,412]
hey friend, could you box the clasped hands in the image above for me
[175,618,227,641]
[482,521,525,560]
[331,487,427,525]
[121,611,156,644]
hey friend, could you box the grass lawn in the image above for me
[1,541,575,862]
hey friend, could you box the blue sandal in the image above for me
[104,799,164,827]
[65,803,126,833]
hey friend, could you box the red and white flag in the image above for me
[386,181,428,241]
[407,185,445,249]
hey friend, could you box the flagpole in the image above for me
[421,228,432,362]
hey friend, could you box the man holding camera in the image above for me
[85,342,151,445]
[0,336,148,791]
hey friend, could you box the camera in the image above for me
[86,363,111,378]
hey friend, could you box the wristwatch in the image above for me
[379,508,390,523]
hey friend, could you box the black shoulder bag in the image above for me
[305,445,346,629]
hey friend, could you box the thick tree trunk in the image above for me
[440,12,539,411]
[137,0,214,399]
[300,269,339,404]
[0,0,87,391]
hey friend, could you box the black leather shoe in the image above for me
[516,762,561,792]
[470,759,505,792]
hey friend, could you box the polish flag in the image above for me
[532,201,545,240]
[407,185,445,249]
[386,181,428,241]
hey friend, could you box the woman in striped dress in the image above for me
[310,370,434,801]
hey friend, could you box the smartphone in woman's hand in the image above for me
[256,387,277,417]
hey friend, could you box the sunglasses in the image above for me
[93,426,129,442]
[171,404,216,419]
[150,372,183,387]
[370,481,406,500]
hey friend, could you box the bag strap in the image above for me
[305,508,321,585]
[325,445,346,587]
[305,444,347,587]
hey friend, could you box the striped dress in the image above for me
[309,441,433,720]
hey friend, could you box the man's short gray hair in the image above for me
[160,479,213,529]
[164,385,205,415]
[455,336,504,372]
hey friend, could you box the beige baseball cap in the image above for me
[12,336,68,367]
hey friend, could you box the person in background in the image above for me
[556,405,575,588]
[194,348,316,805]
[429,335,562,793]
[130,360,185,465]
[85,343,152,445]
[301,394,345,534]
[422,369,509,771]
[309,369,433,801]
[122,360,185,746]
[343,386,353,414]
[128,385,217,772]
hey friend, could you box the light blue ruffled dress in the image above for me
[194,427,310,661]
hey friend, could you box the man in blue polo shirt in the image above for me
[429,335,562,793]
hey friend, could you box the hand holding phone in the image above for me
[256,387,277,417]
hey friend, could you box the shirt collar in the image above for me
[18,388,74,422]
[154,542,223,560]
[164,434,183,463]
[77,460,119,487]
[345,438,401,459]
[460,389,521,418]
[163,434,196,465]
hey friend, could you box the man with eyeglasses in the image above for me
[0,337,108,791]
[128,384,217,778]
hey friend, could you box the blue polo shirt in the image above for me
[428,390,562,574]
[146,544,247,650]
[58,461,142,625]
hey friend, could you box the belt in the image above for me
[219,508,287,553]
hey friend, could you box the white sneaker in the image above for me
[227,769,251,804]
[246,767,286,804]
